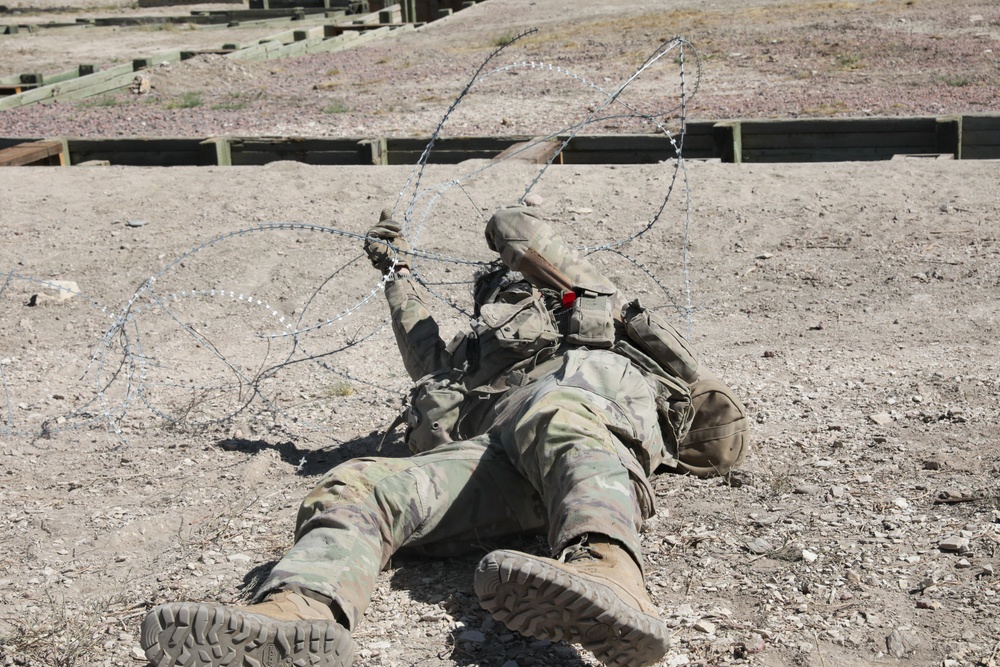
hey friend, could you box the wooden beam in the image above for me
[713,121,741,163]
[935,115,961,159]
[0,140,66,166]
[494,138,563,164]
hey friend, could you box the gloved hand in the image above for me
[365,208,411,273]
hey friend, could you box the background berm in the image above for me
[1,1,999,666]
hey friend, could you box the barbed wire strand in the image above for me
[2,34,699,446]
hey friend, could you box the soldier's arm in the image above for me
[484,205,624,312]
[383,269,451,381]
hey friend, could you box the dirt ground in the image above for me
[2,2,1000,667]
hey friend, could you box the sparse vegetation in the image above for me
[165,91,204,109]
[0,589,131,667]
[323,99,350,114]
[322,381,353,397]
[212,94,248,111]
[80,94,121,108]
[835,52,864,70]
[490,32,517,47]
[937,74,972,87]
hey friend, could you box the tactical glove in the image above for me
[365,208,411,273]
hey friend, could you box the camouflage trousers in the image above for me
[261,349,666,630]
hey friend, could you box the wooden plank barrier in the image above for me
[0,140,67,166]
[962,115,1000,160]
[222,137,388,165]
[729,116,966,163]
[1,115,998,167]
[67,138,218,166]
[386,137,526,165]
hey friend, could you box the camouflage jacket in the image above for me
[384,207,695,465]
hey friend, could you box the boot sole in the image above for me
[140,602,354,667]
[474,550,670,667]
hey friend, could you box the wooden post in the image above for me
[935,115,962,160]
[358,138,387,165]
[712,121,742,163]
[202,138,232,166]
[401,0,416,22]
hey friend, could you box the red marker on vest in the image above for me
[561,291,577,308]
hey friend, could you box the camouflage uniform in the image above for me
[260,207,670,631]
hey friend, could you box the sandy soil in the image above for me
[2,2,1000,667]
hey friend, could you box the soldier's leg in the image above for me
[142,437,545,667]
[495,349,663,562]
[478,350,670,667]
[259,435,546,630]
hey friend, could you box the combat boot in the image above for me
[474,535,669,667]
[140,589,354,667]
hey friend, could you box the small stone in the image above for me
[939,536,970,552]
[226,553,252,563]
[746,537,772,555]
[126,219,149,228]
[756,252,773,260]
[830,485,846,498]
[802,549,819,563]
[922,459,942,470]
[894,497,909,509]
[886,629,907,658]
[29,280,80,307]
[794,484,822,495]
[693,619,716,634]
[744,633,766,654]
[869,413,894,426]
[955,559,972,569]
[916,599,941,610]
[523,194,544,207]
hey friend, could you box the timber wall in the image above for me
[2,115,999,167]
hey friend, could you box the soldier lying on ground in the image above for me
[140,205,750,667]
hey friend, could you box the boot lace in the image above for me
[557,534,601,564]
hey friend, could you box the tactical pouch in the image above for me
[622,300,700,384]
[464,296,561,389]
[565,289,615,348]
[404,372,467,454]
[614,339,694,453]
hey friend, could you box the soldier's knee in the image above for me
[302,457,415,509]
